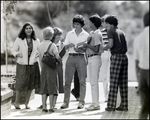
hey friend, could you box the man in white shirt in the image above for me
[60,14,89,109]
[133,11,149,119]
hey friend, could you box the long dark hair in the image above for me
[18,22,36,40]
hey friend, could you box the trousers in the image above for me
[63,55,87,104]
[87,55,102,106]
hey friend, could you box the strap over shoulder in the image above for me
[46,43,53,52]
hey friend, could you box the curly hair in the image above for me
[89,13,102,29]
[72,14,85,27]
[51,27,63,42]
[42,26,54,40]
[105,15,118,27]
[18,22,36,40]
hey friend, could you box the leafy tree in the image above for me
[72,1,108,16]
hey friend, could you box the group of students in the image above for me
[11,12,128,112]
[13,11,150,117]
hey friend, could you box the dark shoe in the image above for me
[38,105,43,109]
[60,103,68,109]
[77,102,84,109]
[42,109,48,112]
[76,97,79,101]
[116,106,128,111]
[14,104,21,109]
[49,109,55,112]
[105,107,115,111]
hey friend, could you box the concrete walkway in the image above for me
[2,82,143,119]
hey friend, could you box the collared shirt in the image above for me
[86,29,103,55]
[64,28,89,54]
[133,26,149,69]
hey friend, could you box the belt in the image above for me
[69,53,84,56]
[87,54,99,58]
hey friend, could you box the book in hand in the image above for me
[76,41,87,49]
[74,41,87,53]
[59,47,66,58]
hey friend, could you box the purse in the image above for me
[41,43,57,69]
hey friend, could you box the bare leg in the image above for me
[42,94,48,110]
[49,95,53,110]
[25,90,32,108]
[53,95,58,108]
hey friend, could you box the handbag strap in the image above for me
[46,42,53,52]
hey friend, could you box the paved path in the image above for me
[3,82,142,119]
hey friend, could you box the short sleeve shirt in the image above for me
[107,27,127,54]
[86,29,103,55]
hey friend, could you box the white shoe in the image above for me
[86,104,100,111]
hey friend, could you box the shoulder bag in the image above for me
[41,43,57,69]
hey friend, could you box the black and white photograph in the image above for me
[1,1,149,119]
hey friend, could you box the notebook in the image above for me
[59,47,66,58]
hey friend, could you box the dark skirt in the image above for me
[40,62,58,95]
[34,62,41,93]
[15,62,40,91]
